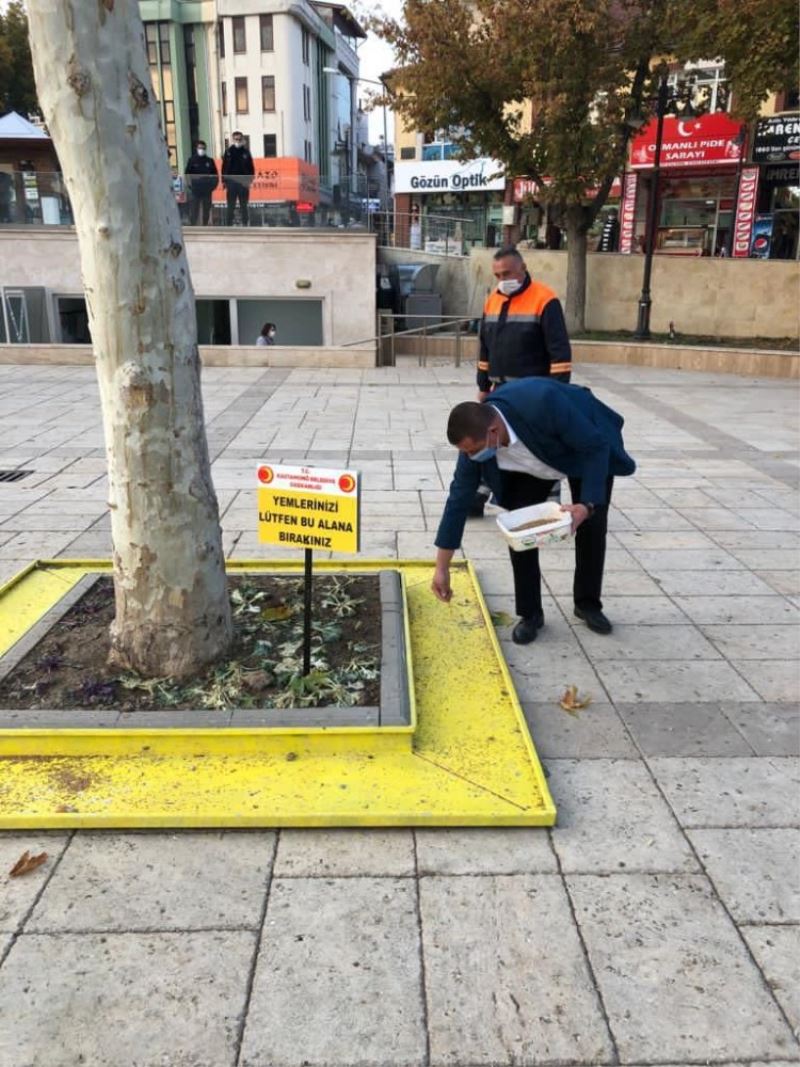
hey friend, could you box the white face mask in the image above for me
[497,278,523,296]
[268,329,276,339]
[197,148,206,156]
[233,140,243,148]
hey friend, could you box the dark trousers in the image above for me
[504,470,614,619]
[226,184,250,225]
[189,194,212,225]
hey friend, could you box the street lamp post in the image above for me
[323,68,390,216]
[633,72,669,340]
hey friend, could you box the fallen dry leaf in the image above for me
[559,685,592,716]
[9,850,48,878]
[262,604,294,622]
[490,610,515,628]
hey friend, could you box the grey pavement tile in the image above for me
[723,702,800,757]
[627,547,746,571]
[568,873,798,1064]
[414,828,557,875]
[758,569,800,596]
[731,549,800,571]
[713,529,800,550]
[672,594,800,625]
[594,659,760,703]
[0,833,69,933]
[616,701,754,757]
[501,638,606,704]
[689,828,800,923]
[420,874,614,1066]
[615,507,696,531]
[653,569,780,596]
[742,925,800,1035]
[562,595,689,625]
[700,623,800,660]
[731,659,800,703]
[273,829,415,877]
[240,877,426,1067]
[522,700,637,758]
[736,507,799,531]
[28,831,275,932]
[0,930,254,1067]
[649,757,800,828]
[547,759,696,874]
[615,529,718,549]
[576,623,721,661]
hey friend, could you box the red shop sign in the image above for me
[732,166,760,258]
[513,176,623,202]
[630,112,745,169]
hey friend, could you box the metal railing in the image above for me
[368,211,481,256]
[0,170,377,230]
[345,312,478,367]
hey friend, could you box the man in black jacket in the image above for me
[185,141,219,226]
[222,131,255,226]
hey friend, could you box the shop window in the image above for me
[400,146,415,160]
[236,77,249,114]
[260,14,274,51]
[262,76,275,113]
[232,16,246,54]
[263,134,277,157]
[668,63,729,114]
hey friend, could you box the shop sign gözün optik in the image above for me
[257,464,361,553]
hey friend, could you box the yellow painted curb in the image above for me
[0,560,556,828]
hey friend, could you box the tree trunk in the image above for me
[27,0,232,679]
[563,207,589,335]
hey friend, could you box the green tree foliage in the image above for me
[0,2,39,118]
[680,0,799,118]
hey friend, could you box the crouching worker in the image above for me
[431,379,636,643]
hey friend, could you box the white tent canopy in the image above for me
[0,111,48,140]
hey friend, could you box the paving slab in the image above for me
[575,623,721,661]
[731,659,800,703]
[0,930,254,1067]
[649,757,800,828]
[547,759,696,873]
[742,925,800,1035]
[616,701,754,757]
[568,873,799,1064]
[689,828,800,923]
[273,829,416,877]
[722,702,800,756]
[594,659,760,703]
[240,877,426,1067]
[27,831,275,932]
[414,828,558,875]
[521,700,637,759]
[420,874,614,1066]
[0,832,69,933]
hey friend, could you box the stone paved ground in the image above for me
[0,360,798,1067]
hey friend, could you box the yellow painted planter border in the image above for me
[0,559,556,828]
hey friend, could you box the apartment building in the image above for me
[139,0,366,208]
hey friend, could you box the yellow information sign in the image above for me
[257,464,361,553]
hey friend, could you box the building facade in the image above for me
[139,0,366,219]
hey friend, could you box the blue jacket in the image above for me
[435,379,636,551]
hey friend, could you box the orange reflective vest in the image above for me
[477,275,572,388]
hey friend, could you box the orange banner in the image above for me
[212,157,320,205]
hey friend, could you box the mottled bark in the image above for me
[27,0,232,678]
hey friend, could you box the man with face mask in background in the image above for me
[470,245,573,518]
[185,140,219,226]
[222,131,255,226]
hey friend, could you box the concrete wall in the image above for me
[0,227,376,347]
[467,249,800,340]
[0,344,376,368]
[380,246,799,340]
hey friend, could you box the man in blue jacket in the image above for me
[432,379,636,643]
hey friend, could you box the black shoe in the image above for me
[574,607,613,634]
[512,613,545,644]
